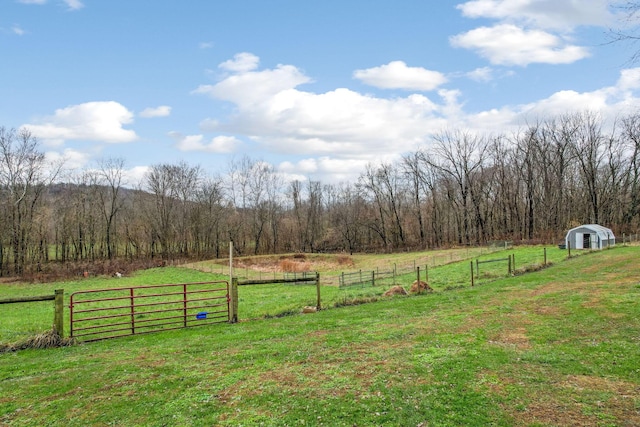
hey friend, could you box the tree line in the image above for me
[1,111,639,277]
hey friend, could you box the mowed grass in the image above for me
[0,245,559,341]
[1,246,639,426]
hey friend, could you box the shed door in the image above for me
[575,232,583,249]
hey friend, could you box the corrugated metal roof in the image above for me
[566,224,615,239]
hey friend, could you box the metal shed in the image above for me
[565,224,615,250]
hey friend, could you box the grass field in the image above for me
[1,246,639,426]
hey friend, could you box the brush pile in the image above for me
[0,330,76,353]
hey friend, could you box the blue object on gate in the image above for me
[196,312,208,319]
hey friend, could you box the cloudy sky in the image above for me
[2,0,638,185]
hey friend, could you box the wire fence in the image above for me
[189,241,617,293]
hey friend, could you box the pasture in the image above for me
[1,246,639,426]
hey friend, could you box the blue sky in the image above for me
[2,0,638,185]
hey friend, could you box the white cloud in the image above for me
[193,63,312,107]
[616,68,640,91]
[278,157,391,184]
[457,0,613,30]
[23,101,137,144]
[63,0,84,10]
[199,41,214,49]
[45,148,91,170]
[17,0,83,10]
[450,24,590,66]
[466,66,493,82]
[463,67,640,131]
[218,52,260,73]
[170,132,242,153]
[194,53,640,183]
[195,54,452,167]
[139,105,171,118]
[123,166,149,188]
[353,61,447,91]
[11,24,26,35]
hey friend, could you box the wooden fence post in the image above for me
[543,247,547,266]
[416,266,420,284]
[371,271,375,287]
[54,289,64,337]
[316,273,321,311]
[568,240,571,258]
[508,256,512,275]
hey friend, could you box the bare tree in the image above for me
[97,157,126,259]
[0,127,61,274]
[402,152,427,248]
[428,130,487,245]
[358,164,390,250]
[620,114,640,226]
[145,164,179,259]
[609,1,640,63]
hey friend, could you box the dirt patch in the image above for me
[278,259,311,272]
[306,329,330,338]
[530,281,571,296]
[232,253,355,273]
[134,353,167,369]
[489,327,531,350]
[510,401,600,426]
[495,371,640,427]
[560,375,638,394]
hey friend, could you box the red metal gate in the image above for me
[70,281,229,342]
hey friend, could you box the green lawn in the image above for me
[1,246,639,426]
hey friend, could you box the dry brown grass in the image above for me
[279,259,311,272]
[410,280,433,293]
[0,330,76,353]
[383,285,408,296]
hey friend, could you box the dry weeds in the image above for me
[0,330,76,353]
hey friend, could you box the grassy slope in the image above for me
[1,247,639,426]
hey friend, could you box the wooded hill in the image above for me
[1,111,639,277]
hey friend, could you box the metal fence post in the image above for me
[130,288,136,335]
[183,284,188,327]
[470,261,474,287]
[229,278,238,323]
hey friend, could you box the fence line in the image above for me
[335,245,507,289]
[0,289,64,337]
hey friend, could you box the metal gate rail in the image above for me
[70,281,229,342]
